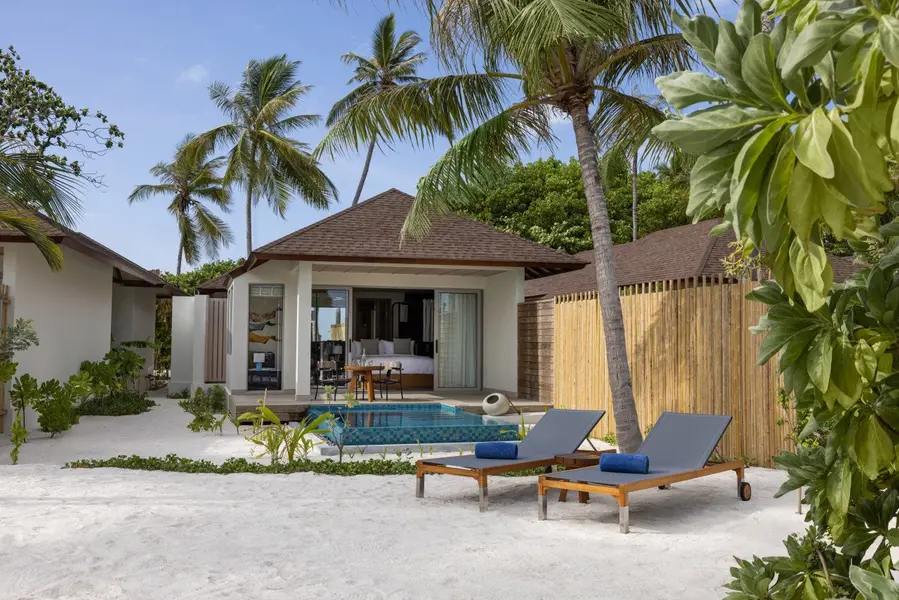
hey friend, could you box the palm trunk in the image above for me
[569,101,643,454]
[352,137,377,206]
[176,246,183,276]
[245,185,253,257]
[631,150,639,242]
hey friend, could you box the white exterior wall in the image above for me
[190,295,208,392]
[2,243,113,430]
[483,269,525,395]
[226,261,299,395]
[169,296,195,393]
[111,285,158,376]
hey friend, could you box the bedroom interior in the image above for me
[311,287,449,391]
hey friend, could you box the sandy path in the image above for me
[0,398,805,599]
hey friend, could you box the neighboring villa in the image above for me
[524,218,861,300]
[0,199,183,431]
[171,189,586,398]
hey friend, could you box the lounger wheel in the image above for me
[739,481,751,501]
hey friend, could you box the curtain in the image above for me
[437,292,478,388]
[422,298,434,342]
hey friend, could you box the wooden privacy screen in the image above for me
[518,300,554,404]
[552,276,791,467]
[204,298,227,384]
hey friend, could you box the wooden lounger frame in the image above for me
[416,450,615,513]
[537,460,746,533]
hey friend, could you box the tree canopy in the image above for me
[161,258,243,295]
[458,156,694,253]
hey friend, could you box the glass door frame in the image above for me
[434,289,483,391]
[311,286,352,373]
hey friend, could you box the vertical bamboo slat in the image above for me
[552,277,790,467]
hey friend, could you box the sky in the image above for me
[0,1,738,275]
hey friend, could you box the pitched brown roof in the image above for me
[0,199,184,296]
[525,219,863,300]
[247,188,587,279]
[197,273,229,294]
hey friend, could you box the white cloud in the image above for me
[178,64,208,85]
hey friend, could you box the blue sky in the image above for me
[1,1,737,274]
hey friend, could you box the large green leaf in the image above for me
[735,0,762,43]
[879,16,899,68]
[781,16,863,77]
[764,133,795,225]
[716,20,751,94]
[827,110,883,210]
[730,120,786,237]
[687,141,741,218]
[786,162,821,242]
[854,339,877,381]
[807,333,833,391]
[855,414,894,479]
[742,34,789,110]
[790,236,832,312]
[849,566,899,600]
[652,106,780,155]
[672,13,719,72]
[825,458,851,515]
[655,71,744,110]
[792,108,834,178]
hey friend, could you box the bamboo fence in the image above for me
[552,276,791,467]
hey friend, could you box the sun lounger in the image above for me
[537,412,751,533]
[415,408,605,512]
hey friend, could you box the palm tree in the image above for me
[0,137,83,270]
[341,1,692,452]
[318,14,426,206]
[128,134,234,275]
[193,55,337,256]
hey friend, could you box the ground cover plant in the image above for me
[653,0,899,596]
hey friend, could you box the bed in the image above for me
[349,340,434,389]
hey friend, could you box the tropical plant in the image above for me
[193,55,337,255]
[282,413,331,462]
[652,0,899,595]
[0,318,38,363]
[33,378,77,436]
[358,0,692,452]
[75,390,156,417]
[178,385,227,432]
[129,134,233,274]
[317,13,426,206]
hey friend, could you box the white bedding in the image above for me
[357,354,434,374]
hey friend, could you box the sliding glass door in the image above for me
[435,291,480,389]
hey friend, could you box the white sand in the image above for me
[0,397,805,600]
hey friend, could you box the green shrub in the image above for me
[64,453,550,476]
[178,386,228,432]
[167,387,190,399]
[33,379,74,436]
[77,390,156,416]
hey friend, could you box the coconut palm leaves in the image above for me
[0,137,82,270]
[129,134,233,274]
[381,0,695,453]
[194,56,337,255]
[318,14,427,206]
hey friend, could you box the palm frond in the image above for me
[403,104,555,240]
[593,34,692,88]
[193,203,234,259]
[316,74,507,159]
[0,139,83,227]
[591,90,677,165]
[128,183,178,204]
[0,211,63,271]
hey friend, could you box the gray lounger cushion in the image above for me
[421,408,605,470]
[543,412,732,486]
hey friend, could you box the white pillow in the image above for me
[379,340,395,354]
[352,341,362,356]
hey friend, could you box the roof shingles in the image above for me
[254,189,586,275]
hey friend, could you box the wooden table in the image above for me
[345,365,382,402]
[554,450,617,503]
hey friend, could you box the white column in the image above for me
[191,295,208,392]
[228,275,249,393]
[295,262,312,398]
[483,268,525,396]
[170,296,195,392]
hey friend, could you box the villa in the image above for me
[171,188,586,400]
[0,200,183,431]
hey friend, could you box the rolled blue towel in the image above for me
[475,442,518,460]
[600,453,649,474]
